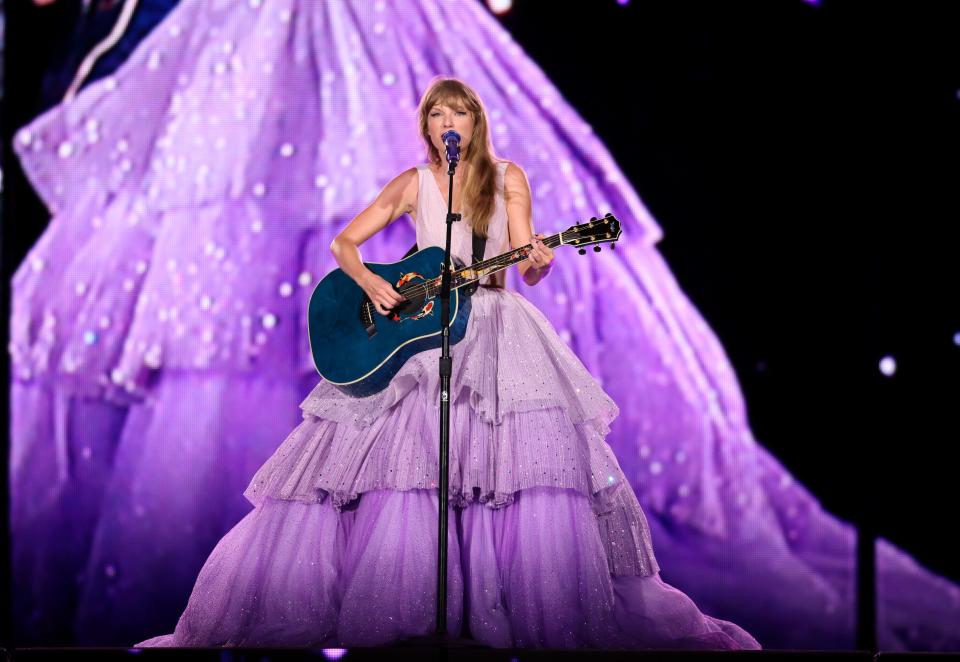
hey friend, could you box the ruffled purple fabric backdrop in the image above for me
[9,0,960,649]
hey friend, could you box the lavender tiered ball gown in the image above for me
[135,162,758,648]
[10,0,960,649]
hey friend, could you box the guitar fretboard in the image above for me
[400,232,566,300]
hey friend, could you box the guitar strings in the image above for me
[361,219,615,317]
[396,230,567,300]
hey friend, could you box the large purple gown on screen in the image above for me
[10,0,960,649]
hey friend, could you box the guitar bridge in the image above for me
[359,297,377,338]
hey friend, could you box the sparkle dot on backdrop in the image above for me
[486,0,512,14]
[879,355,897,377]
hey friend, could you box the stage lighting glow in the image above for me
[617,0,631,5]
[322,649,348,661]
[487,0,512,15]
[879,355,897,377]
[953,331,960,346]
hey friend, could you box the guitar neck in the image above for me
[395,213,620,300]
[447,233,564,291]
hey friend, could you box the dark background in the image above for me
[497,0,960,584]
[2,0,959,642]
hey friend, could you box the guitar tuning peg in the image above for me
[610,242,616,250]
[593,245,601,253]
[578,248,586,255]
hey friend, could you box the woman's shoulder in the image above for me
[382,166,420,193]
[498,160,530,194]
[498,159,526,178]
[375,167,421,217]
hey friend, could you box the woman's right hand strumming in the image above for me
[329,168,419,316]
[360,271,406,316]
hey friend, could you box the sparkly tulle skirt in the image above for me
[139,489,756,649]
[138,288,758,649]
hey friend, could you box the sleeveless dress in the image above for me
[137,162,759,649]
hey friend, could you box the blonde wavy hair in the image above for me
[417,78,499,238]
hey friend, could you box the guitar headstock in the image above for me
[561,213,622,250]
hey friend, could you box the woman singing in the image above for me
[139,77,759,650]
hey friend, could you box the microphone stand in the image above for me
[404,135,483,649]
[435,152,459,637]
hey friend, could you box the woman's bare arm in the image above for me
[504,162,553,286]
[330,167,419,313]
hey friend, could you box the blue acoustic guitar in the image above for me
[308,213,622,397]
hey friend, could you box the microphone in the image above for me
[441,129,461,164]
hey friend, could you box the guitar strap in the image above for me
[466,231,487,294]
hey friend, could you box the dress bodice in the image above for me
[414,162,511,286]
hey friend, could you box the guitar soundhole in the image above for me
[392,271,435,322]
[399,291,427,316]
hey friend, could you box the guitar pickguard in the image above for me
[401,300,434,322]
